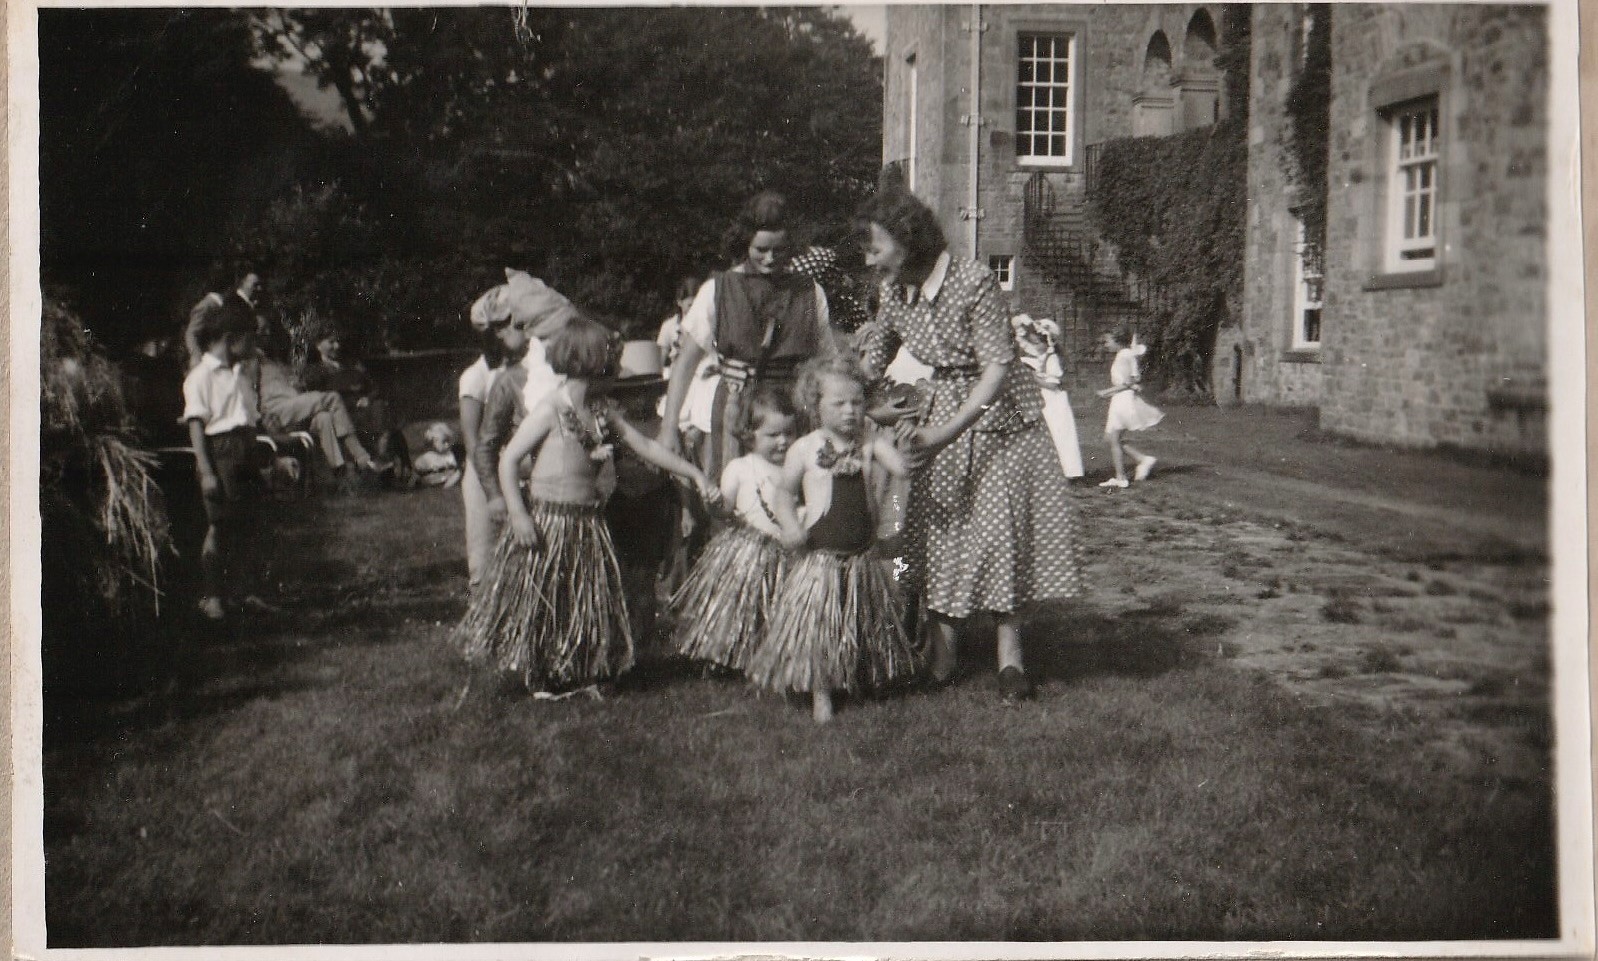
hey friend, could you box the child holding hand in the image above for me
[671,387,805,673]
[746,358,922,723]
[453,316,718,694]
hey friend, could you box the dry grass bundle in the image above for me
[41,295,172,616]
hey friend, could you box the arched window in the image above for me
[1183,8,1218,67]
[1134,31,1176,136]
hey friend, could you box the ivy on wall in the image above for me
[1285,4,1332,274]
[1088,6,1251,394]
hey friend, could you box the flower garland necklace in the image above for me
[814,434,864,476]
[557,387,615,464]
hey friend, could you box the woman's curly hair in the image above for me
[722,190,793,264]
[856,187,947,280]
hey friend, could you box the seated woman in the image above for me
[301,322,411,479]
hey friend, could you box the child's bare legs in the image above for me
[199,522,225,619]
[812,687,833,724]
[1106,429,1154,484]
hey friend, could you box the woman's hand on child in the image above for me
[509,513,540,549]
[693,474,721,508]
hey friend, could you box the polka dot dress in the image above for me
[863,255,1086,617]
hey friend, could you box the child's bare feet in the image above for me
[197,596,225,621]
[812,689,834,724]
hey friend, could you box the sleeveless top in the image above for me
[713,271,823,367]
[806,472,873,554]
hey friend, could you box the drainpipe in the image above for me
[965,3,983,257]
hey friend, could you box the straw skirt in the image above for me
[746,549,922,693]
[453,499,634,690]
[670,523,788,671]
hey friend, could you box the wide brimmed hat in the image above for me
[608,340,667,394]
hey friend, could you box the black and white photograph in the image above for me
[9,0,1592,955]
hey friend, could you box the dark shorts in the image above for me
[199,427,261,524]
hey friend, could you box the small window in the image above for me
[1016,33,1076,165]
[989,255,1015,291]
[1383,96,1440,273]
[1290,220,1322,348]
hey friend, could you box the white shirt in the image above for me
[182,352,257,434]
[520,337,564,411]
[680,269,831,354]
[721,455,787,539]
[458,356,500,402]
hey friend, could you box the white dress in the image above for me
[1021,352,1084,478]
[1104,347,1164,433]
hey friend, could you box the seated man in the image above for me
[301,323,411,476]
[250,349,387,489]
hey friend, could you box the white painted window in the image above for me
[989,255,1015,291]
[1016,33,1076,165]
[907,56,918,191]
[1290,220,1323,348]
[1384,97,1440,273]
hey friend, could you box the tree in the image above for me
[39,8,320,350]
[243,6,884,340]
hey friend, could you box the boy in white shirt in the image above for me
[182,303,260,620]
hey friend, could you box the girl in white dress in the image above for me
[1012,314,1084,480]
[1097,326,1162,488]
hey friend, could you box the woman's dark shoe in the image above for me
[997,666,1033,703]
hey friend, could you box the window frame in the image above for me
[1362,57,1450,290]
[1289,219,1323,350]
[1382,96,1441,274]
[1014,31,1078,167]
[989,254,1016,292]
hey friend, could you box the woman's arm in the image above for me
[656,337,706,450]
[872,434,910,479]
[459,396,485,462]
[909,361,1008,458]
[497,404,553,545]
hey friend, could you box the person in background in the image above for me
[459,303,512,591]
[302,322,411,482]
[181,300,261,621]
[655,275,702,373]
[1095,325,1163,489]
[185,267,262,370]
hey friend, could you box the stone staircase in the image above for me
[1021,169,1171,386]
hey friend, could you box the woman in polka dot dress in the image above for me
[858,188,1085,702]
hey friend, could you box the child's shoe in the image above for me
[1134,456,1158,481]
[1098,477,1130,489]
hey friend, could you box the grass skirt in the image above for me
[670,523,787,671]
[453,500,634,690]
[746,548,922,693]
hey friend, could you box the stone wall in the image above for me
[884,4,1228,388]
[1317,4,1547,457]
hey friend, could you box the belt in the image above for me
[719,357,801,388]
[931,364,982,379]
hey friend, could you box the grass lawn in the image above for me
[42,455,1557,945]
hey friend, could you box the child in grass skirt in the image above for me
[746,358,922,723]
[671,387,805,672]
[453,316,718,693]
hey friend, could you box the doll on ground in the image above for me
[745,358,922,723]
[670,386,805,673]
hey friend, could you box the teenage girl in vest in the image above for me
[745,358,922,723]
[657,190,837,482]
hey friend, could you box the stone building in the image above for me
[1225,4,1548,459]
[884,4,1550,459]
[881,3,1228,385]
